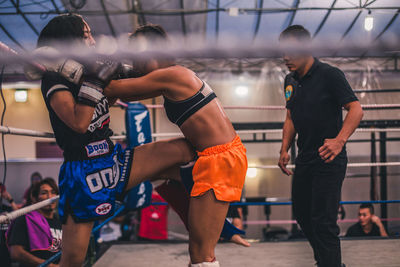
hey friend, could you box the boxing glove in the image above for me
[24,46,84,84]
[77,60,121,107]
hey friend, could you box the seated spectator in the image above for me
[21,172,43,207]
[7,178,61,267]
[225,205,249,247]
[346,203,388,237]
[226,205,244,230]
[1,183,17,267]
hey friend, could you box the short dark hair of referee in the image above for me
[278,25,364,267]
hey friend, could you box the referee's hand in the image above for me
[318,138,345,163]
[278,151,293,176]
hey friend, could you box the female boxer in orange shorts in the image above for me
[105,24,247,266]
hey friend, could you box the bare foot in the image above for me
[230,234,250,247]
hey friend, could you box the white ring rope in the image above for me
[0,126,54,138]
[152,128,400,137]
[2,126,400,140]
[251,162,400,170]
[0,39,398,64]
[0,196,59,224]
[145,104,400,110]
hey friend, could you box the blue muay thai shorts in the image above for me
[58,143,133,223]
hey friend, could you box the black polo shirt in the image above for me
[345,222,381,237]
[284,58,358,164]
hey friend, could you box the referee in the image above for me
[277,25,363,267]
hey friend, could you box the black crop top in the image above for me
[163,82,217,126]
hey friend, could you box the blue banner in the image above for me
[124,102,153,211]
[125,102,152,149]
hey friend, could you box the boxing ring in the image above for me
[94,239,400,267]
[1,37,400,267]
[0,100,400,266]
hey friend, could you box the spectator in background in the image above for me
[1,183,18,267]
[226,205,244,230]
[1,183,18,212]
[346,203,388,237]
[7,178,61,267]
[338,204,346,220]
[22,172,43,207]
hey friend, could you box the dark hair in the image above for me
[129,24,168,41]
[279,25,311,42]
[37,13,86,48]
[25,185,34,206]
[31,177,59,200]
[360,203,374,214]
[30,172,42,182]
[129,23,174,76]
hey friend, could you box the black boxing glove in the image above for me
[117,63,135,79]
[77,60,121,107]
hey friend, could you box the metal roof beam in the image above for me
[372,9,400,42]
[286,0,300,28]
[364,0,377,8]
[252,0,264,41]
[313,0,337,38]
[340,10,362,41]
[0,22,25,50]
[180,0,187,36]
[133,0,147,25]
[10,0,39,36]
[50,0,61,13]
[0,6,399,16]
[100,0,116,37]
[331,9,363,56]
[215,0,220,40]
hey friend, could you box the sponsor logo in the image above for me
[285,85,293,101]
[86,157,121,193]
[88,98,110,132]
[120,150,130,183]
[49,228,62,252]
[134,110,148,145]
[85,139,109,157]
[95,203,112,215]
[86,155,121,193]
[136,194,146,208]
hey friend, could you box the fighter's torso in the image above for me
[163,74,236,151]
[41,72,113,161]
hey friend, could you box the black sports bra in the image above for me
[163,82,217,127]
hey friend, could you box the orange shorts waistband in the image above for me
[197,135,243,156]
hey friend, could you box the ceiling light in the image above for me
[364,11,374,31]
[228,7,239,16]
[2,82,39,89]
[15,89,28,103]
[235,85,248,97]
[246,168,257,178]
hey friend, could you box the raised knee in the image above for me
[170,138,195,163]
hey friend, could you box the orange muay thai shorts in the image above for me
[191,135,247,202]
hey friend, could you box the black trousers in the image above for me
[292,159,347,267]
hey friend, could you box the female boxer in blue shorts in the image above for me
[36,14,195,267]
